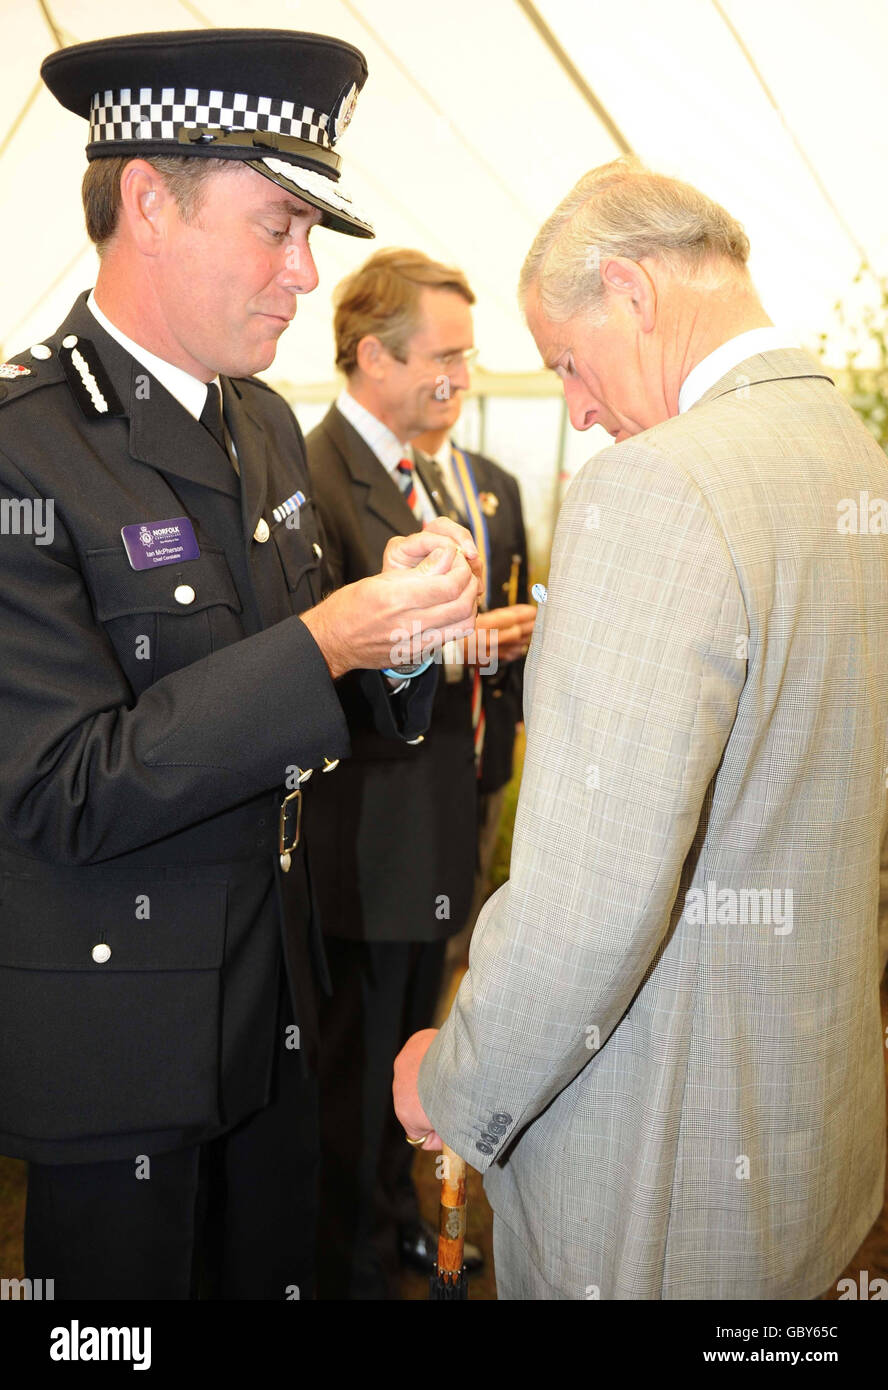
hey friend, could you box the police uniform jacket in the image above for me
[0,292,433,1165]
[305,405,477,943]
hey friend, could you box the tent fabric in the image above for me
[2,0,885,560]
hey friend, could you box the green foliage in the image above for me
[818,261,888,453]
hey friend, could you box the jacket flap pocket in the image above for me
[271,504,322,592]
[0,872,227,971]
[85,546,242,619]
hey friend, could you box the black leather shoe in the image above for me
[398,1218,484,1274]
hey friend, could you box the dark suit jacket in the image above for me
[0,293,432,1164]
[460,448,530,794]
[305,404,477,942]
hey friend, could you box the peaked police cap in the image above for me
[41,28,374,237]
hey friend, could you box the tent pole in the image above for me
[513,0,634,154]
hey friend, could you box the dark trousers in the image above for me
[24,989,319,1301]
[317,936,447,1300]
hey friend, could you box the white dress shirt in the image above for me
[335,389,437,524]
[87,291,218,421]
[678,327,797,413]
[335,391,466,676]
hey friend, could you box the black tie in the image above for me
[199,382,239,474]
[200,382,226,449]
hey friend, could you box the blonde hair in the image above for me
[519,156,751,323]
[333,247,475,375]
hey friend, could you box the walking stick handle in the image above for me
[437,1143,467,1274]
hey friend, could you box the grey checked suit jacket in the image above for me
[418,349,888,1300]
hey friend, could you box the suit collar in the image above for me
[321,403,415,533]
[56,292,241,501]
[221,377,269,535]
[693,348,834,409]
[86,290,208,421]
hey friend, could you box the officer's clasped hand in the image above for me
[300,524,480,681]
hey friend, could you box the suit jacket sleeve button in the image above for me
[492,1113,512,1125]
[476,1141,494,1155]
[174,584,195,605]
[91,944,111,963]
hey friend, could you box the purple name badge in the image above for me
[121,517,200,570]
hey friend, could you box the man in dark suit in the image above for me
[305,248,534,1298]
[0,31,480,1301]
[412,400,533,971]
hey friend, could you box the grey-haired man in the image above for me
[396,157,887,1300]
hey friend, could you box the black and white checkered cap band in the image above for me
[89,88,332,149]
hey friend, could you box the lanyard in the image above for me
[449,444,491,611]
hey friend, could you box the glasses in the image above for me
[393,347,479,370]
[431,347,479,370]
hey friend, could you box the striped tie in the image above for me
[471,664,486,775]
[396,456,421,519]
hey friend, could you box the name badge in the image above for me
[121,517,200,570]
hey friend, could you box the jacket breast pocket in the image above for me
[0,870,227,1142]
[85,546,243,687]
[271,501,323,608]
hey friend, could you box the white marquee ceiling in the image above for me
[2,0,885,384]
[1,0,885,561]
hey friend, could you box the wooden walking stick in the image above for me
[429,1143,469,1300]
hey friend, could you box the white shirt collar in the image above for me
[335,389,441,524]
[87,290,216,421]
[335,388,411,476]
[678,327,798,413]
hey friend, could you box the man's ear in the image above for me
[117,159,173,257]
[600,256,656,332]
[355,335,386,380]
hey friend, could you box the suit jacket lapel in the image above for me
[321,404,415,534]
[129,366,241,501]
[56,294,241,502]
[220,376,269,538]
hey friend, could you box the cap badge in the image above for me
[332,82,358,143]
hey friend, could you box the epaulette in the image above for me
[0,343,64,408]
[0,333,125,420]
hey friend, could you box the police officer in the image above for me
[0,28,480,1300]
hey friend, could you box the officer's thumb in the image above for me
[416,544,456,576]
